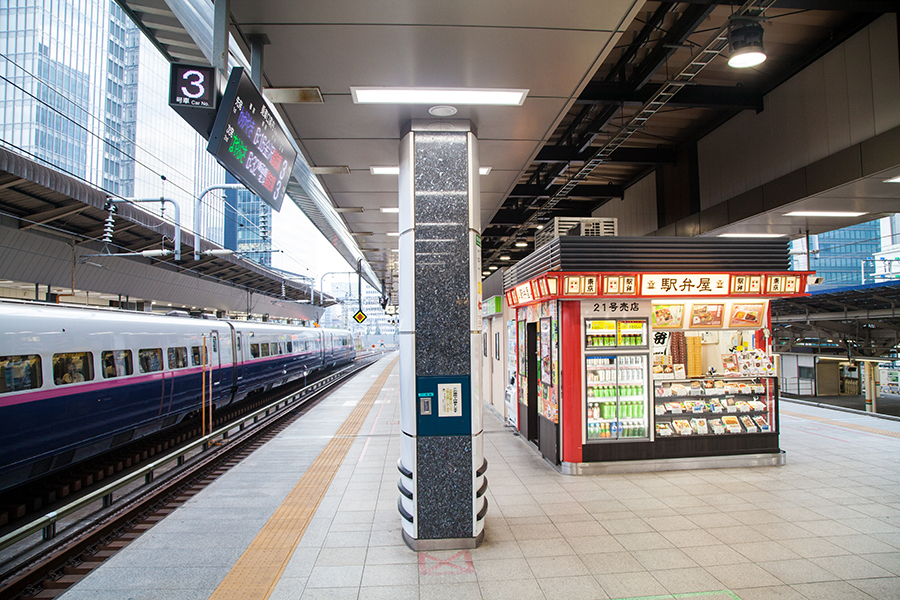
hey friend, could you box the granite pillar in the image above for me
[397,120,486,550]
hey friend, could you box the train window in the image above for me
[280,342,286,354]
[236,335,242,356]
[53,352,94,385]
[167,347,188,369]
[101,350,132,378]
[250,343,260,358]
[286,341,292,353]
[260,343,270,357]
[191,346,210,366]
[211,336,217,352]
[1,355,42,393]
[138,349,163,373]
[270,343,278,355]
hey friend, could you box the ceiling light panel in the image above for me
[718,233,786,238]
[351,87,528,106]
[784,211,867,217]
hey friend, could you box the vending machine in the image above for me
[584,318,651,442]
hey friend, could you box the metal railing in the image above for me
[778,377,816,397]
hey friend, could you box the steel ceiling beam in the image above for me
[576,82,764,111]
[533,147,676,165]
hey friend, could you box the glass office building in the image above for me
[0,0,223,240]
[792,220,882,286]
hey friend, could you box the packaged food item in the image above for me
[709,419,725,435]
[691,418,708,435]
[672,419,692,435]
[722,415,742,433]
[753,415,770,432]
[656,422,673,437]
[740,415,757,433]
[665,402,682,414]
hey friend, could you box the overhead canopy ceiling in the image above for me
[0,147,337,310]
[119,0,899,302]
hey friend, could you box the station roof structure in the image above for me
[772,280,900,359]
[42,1,900,304]
[0,147,338,311]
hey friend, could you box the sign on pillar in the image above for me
[397,120,486,550]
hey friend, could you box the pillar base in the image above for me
[402,529,485,552]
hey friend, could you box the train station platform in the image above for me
[58,353,900,600]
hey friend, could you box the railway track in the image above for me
[0,353,384,599]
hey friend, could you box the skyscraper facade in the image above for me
[0,0,223,241]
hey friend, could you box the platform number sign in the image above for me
[353,310,367,324]
[169,64,216,109]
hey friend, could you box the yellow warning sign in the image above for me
[353,310,367,323]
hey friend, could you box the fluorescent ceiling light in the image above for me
[489,266,498,271]
[479,167,492,175]
[784,211,867,218]
[387,232,400,236]
[380,207,399,213]
[482,271,491,276]
[391,249,399,252]
[351,87,528,106]
[884,175,900,183]
[718,233,786,238]
[310,166,350,175]
[500,255,511,261]
[370,166,400,175]
[515,241,528,247]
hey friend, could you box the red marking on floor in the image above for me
[418,550,475,575]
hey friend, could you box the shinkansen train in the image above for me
[0,300,355,492]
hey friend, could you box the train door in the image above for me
[234,330,244,383]
[209,331,222,387]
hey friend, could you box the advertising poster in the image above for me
[729,303,765,327]
[540,317,552,385]
[689,303,724,328]
[651,304,685,328]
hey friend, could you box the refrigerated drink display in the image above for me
[617,320,647,347]
[585,354,650,441]
[584,319,617,348]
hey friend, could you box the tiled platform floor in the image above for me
[62,355,900,599]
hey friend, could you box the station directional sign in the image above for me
[353,310,367,323]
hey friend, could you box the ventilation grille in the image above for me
[534,217,617,249]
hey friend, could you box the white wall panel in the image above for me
[824,46,852,156]
[593,172,656,236]
[871,14,900,135]
[698,15,898,209]
[845,27,876,145]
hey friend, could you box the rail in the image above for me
[0,356,380,553]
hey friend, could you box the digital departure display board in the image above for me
[207,67,296,211]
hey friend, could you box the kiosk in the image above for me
[503,237,812,473]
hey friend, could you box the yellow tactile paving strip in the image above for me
[208,357,399,600]
[782,409,900,439]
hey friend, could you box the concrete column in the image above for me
[864,361,877,413]
[397,120,486,550]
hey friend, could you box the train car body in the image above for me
[0,301,354,492]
